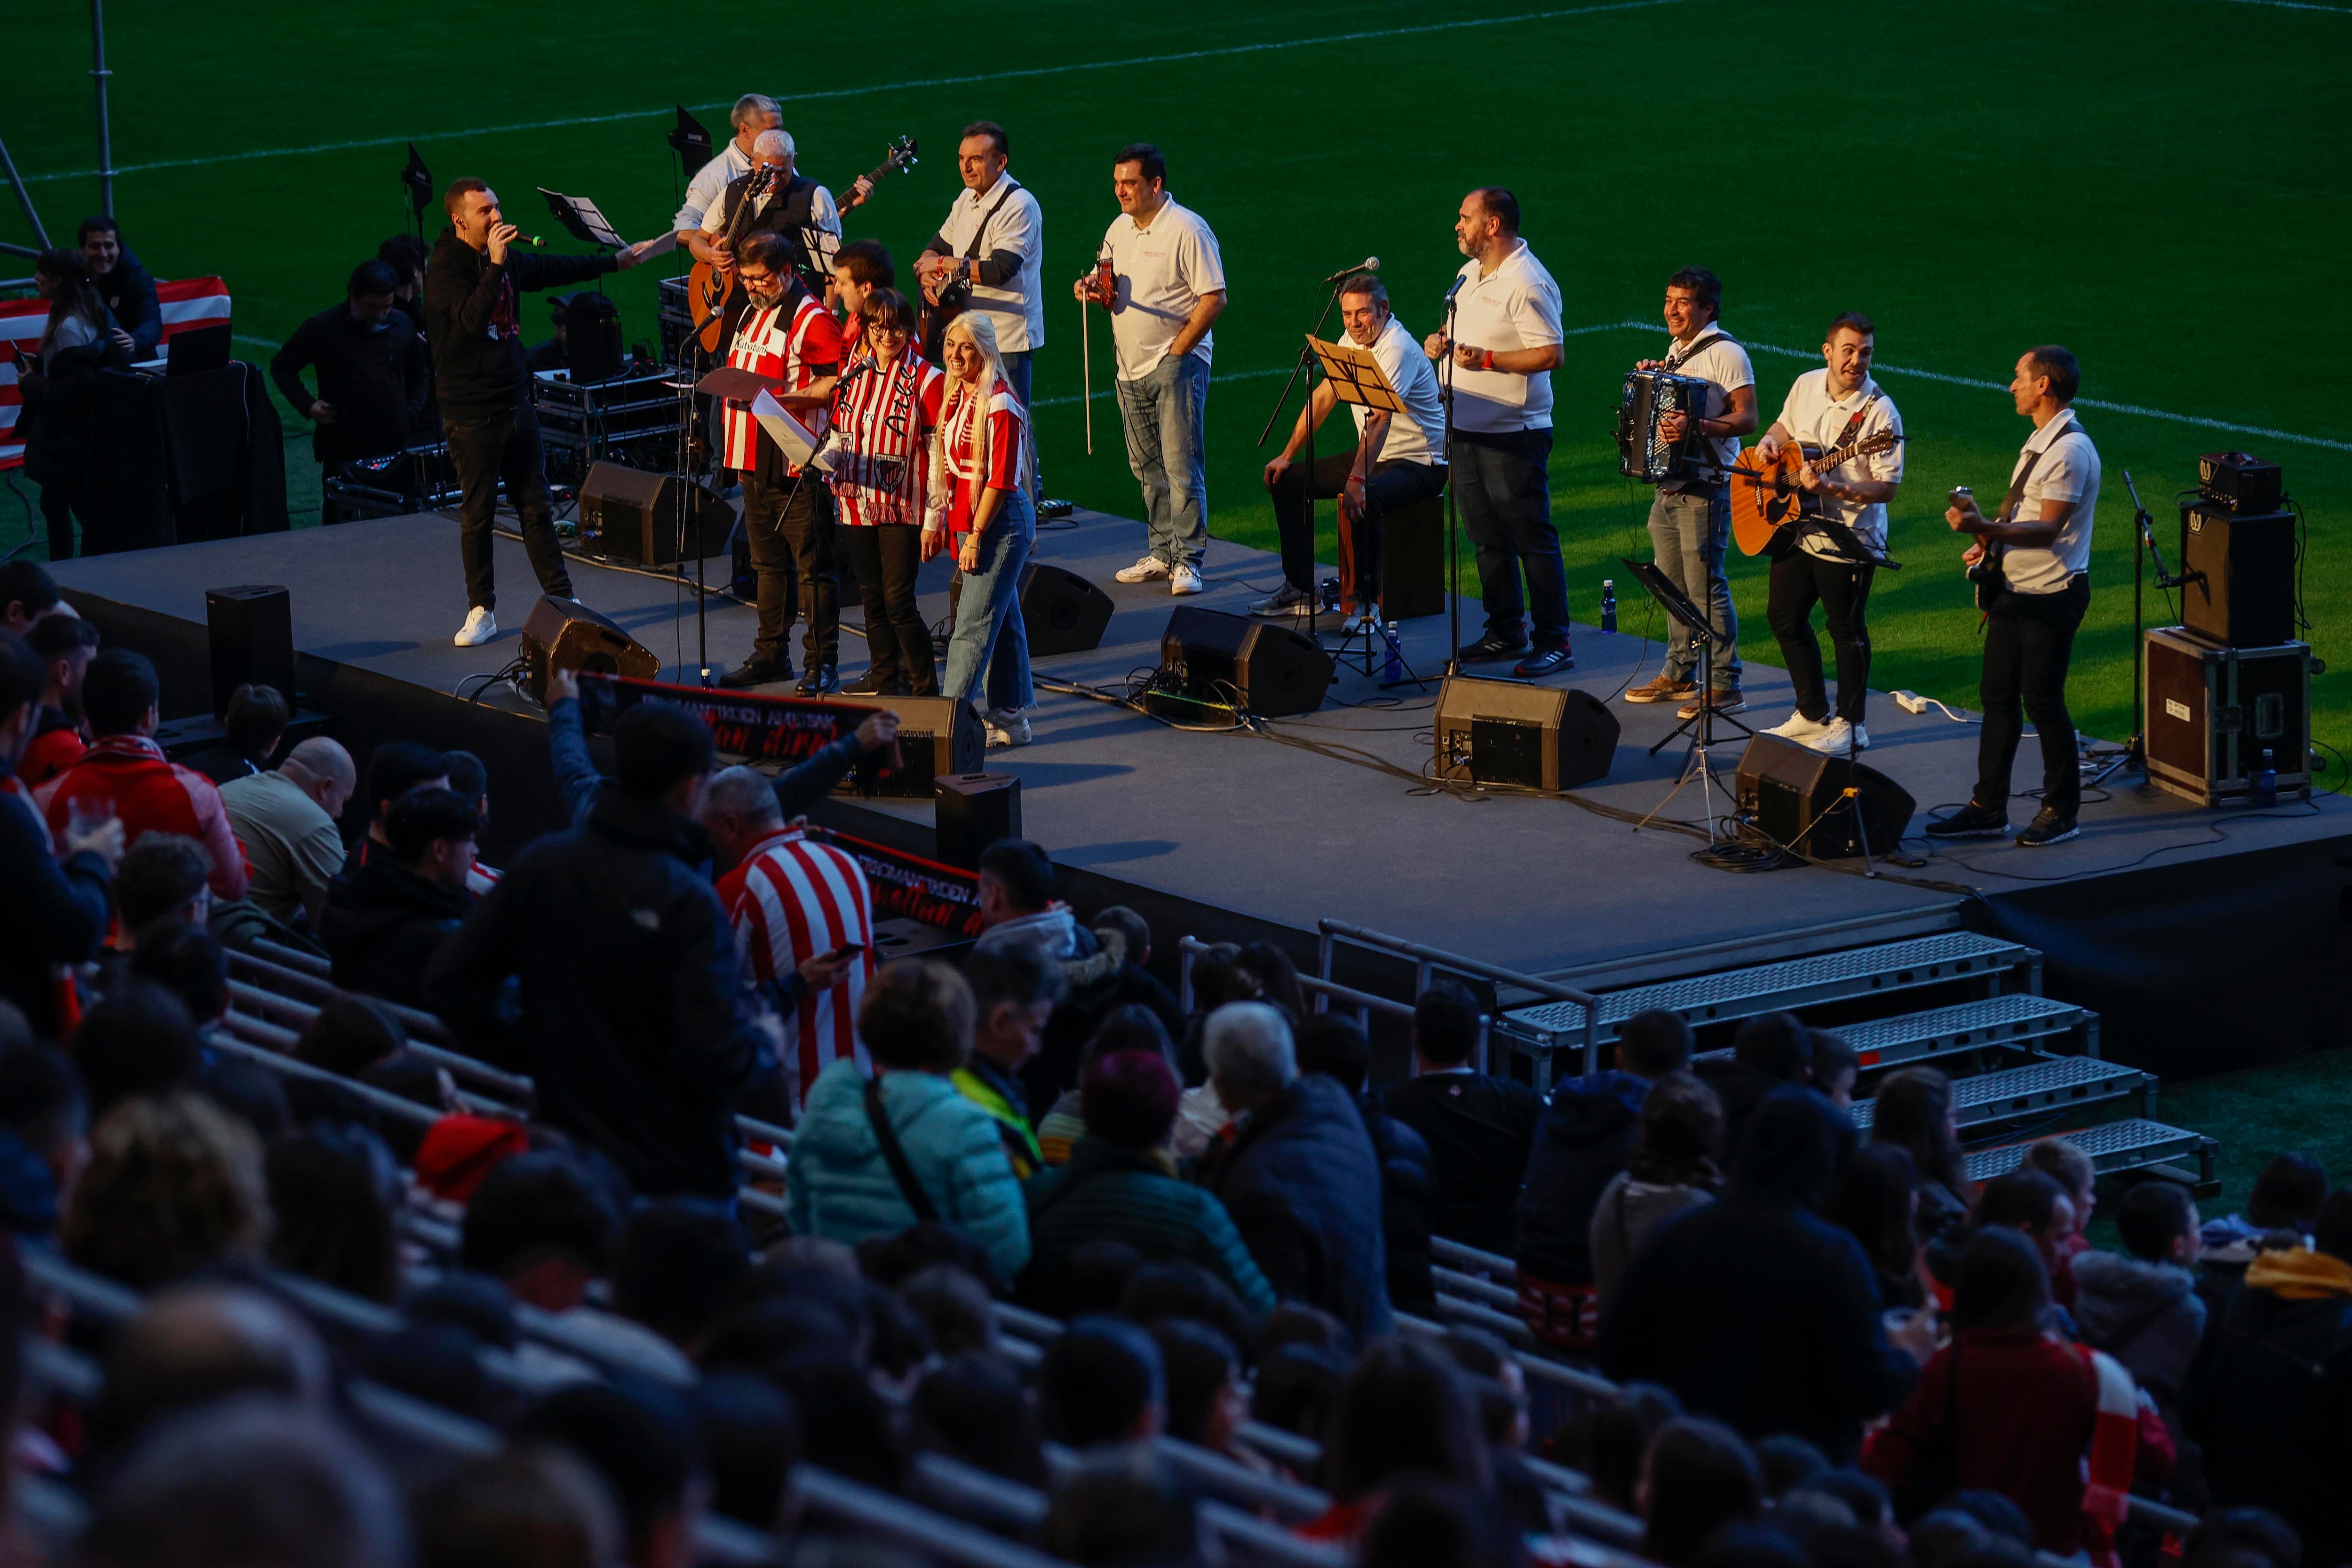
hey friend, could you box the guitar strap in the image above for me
[960,178,1020,265]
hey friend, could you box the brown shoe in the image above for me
[1678,690,1748,720]
[1624,674,1699,705]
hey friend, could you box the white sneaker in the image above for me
[984,709,1032,748]
[1169,565,1204,596]
[453,606,497,647]
[1114,556,1172,584]
[1851,723,1870,752]
[1763,710,1829,742]
[1801,717,1855,755]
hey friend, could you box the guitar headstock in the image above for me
[750,165,781,199]
[882,135,918,174]
[1856,430,1905,456]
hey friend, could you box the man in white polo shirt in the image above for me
[1080,143,1227,597]
[1254,272,1447,627]
[1929,344,2101,849]
[674,95,778,239]
[1624,266,1757,719]
[1754,311,1906,757]
[1424,187,1569,679]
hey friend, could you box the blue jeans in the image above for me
[1114,352,1208,570]
[941,490,1036,714]
[1647,484,1741,689]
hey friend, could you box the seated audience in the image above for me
[1151,1317,1253,1460]
[1303,1340,1492,1544]
[353,739,450,870]
[126,922,233,1034]
[0,628,115,1038]
[219,736,357,931]
[412,1445,624,1568]
[2201,1151,2325,1271]
[265,1122,402,1303]
[513,1382,703,1568]
[0,562,65,635]
[1195,1001,1393,1341]
[1037,1315,1166,1448]
[1041,1450,1199,1568]
[2023,1137,2097,1256]
[1870,1066,1975,1247]
[1383,979,1543,1256]
[612,1199,752,1352]
[1693,1011,1810,1160]
[63,1090,270,1291]
[1590,1073,1725,1312]
[72,980,203,1118]
[1641,1417,1764,1568]
[112,832,215,950]
[323,785,479,1006]
[183,682,290,787]
[1809,1029,1860,1110]
[688,1372,801,1530]
[1971,1170,2080,1309]
[953,934,1065,1176]
[1022,1048,1275,1315]
[1827,1142,1929,1311]
[0,1042,88,1237]
[1039,904,1184,1106]
[784,958,1029,1284]
[1035,1003,1179,1166]
[1296,1011,1436,1314]
[293,991,407,1077]
[37,648,246,900]
[22,613,98,786]
[458,1149,621,1314]
[910,1352,1049,1486]
[439,748,502,892]
[2074,1179,2205,1407]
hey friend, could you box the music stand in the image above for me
[538,189,628,251]
[1303,335,1425,690]
[399,143,432,249]
[1622,556,1746,840]
[1256,282,1356,646]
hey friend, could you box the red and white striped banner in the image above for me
[0,276,232,471]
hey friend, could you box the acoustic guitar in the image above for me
[1729,428,1905,557]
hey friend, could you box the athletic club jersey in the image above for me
[827,352,946,527]
[939,383,1029,535]
[720,289,843,474]
[715,826,877,1108]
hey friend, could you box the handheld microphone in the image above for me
[1322,256,1379,285]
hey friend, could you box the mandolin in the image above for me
[1729,427,1904,557]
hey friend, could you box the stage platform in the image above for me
[51,506,2352,1078]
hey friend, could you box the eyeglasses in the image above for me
[868,323,913,340]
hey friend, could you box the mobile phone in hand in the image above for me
[828,941,867,961]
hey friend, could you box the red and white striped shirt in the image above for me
[827,351,946,527]
[721,289,843,474]
[714,825,877,1109]
[939,382,1031,535]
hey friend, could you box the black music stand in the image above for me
[1256,282,1355,646]
[399,143,432,249]
[1304,335,1426,691]
[1623,557,1746,841]
[538,188,628,251]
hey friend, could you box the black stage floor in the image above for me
[52,509,2352,1075]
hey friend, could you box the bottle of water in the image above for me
[1600,579,1617,634]
[2253,748,2278,808]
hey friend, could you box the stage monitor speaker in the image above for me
[801,693,986,799]
[1432,675,1619,791]
[518,594,660,704]
[1733,734,1915,859]
[1378,493,1446,621]
[579,462,730,566]
[1020,562,1114,657]
[935,772,1022,868]
[205,585,296,718]
[2180,500,2295,649]
[1158,606,1333,717]
[563,293,625,385]
[2144,626,2311,806]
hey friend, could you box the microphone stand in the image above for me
[1257,276,1352,641]
[1439,281,1462,677]
[2093,470,2194,787]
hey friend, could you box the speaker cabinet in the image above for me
[205,585,296,717]
[518,595,661,704]
[798,694,985,799]
[2145,627,2311,806]
[1019,563,1114,657]
[1158,606,1333,717]
[1433,675,1620,790]
[1379,493,1446,621]
[2180,500,2296,649]
[934,772,1022,868]
[578,461,731,565]
[1733,735,1915,859]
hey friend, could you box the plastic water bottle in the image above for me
[1600,580,1618,634]
[2252,748,2278,808]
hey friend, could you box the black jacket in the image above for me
[2184,1267,2352,1564]
[0,768,111,1039]
[421,228,616,423]
[1198,1073,1393,1341]
[18,338,131,488]
[94,249,162,358]
[270,302,429,464]
[320,857,472,1010]
[1025,925,1185,1118]
[1359,1092,1437,1314]
[422,788,760,1198]
[1515,1069,1650,1283]
[1381,1069,1545,1257]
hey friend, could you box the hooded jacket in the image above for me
[422,788,760,1198]
[2071,1250,2207,1403]
[421,227,617,423]
[1516,1069,1650,1283]
[320,856,472,1009]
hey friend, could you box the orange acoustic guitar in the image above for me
[1729,428,1905,557]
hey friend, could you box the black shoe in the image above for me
[840,671,896,697]
[1457,633,1530,664]
[797,665,839,695]
[716,661,779,690]
[1513,646,1574,678]
[2015,807,2080,847]
[1923,801,2012,840]
[1039,497,1075,520]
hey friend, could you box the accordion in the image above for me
[1615,369,1714,483]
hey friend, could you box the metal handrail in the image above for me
[222,976,534,1100]
[1176,935,1418,1027]
[1317,918,1604,1077]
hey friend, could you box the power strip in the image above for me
[1891,690,1977,724]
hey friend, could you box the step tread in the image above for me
[1965,1119,2208,1182]
[1837,993,2092,1052]
[1851,1053,2146,1130]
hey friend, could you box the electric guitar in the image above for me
[1729,428,1905,559]
[687,135,920,354]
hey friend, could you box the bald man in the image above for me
[220,737,357,929]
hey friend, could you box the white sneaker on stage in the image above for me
[1115,555,1173,584]
[1851,723,1870,752]
[1801,718,1855,755]
[1169,565,1204,596]
[1762,710,1829,742]
[985,709,1032,748]
[454,606,497,647]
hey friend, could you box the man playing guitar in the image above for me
[687,129,848,299]
[1753,312,1905,756]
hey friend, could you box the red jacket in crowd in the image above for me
[35,735,248,902]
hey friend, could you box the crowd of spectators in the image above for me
[0,578,2344,1568]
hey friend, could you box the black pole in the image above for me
[1440,287,1462,678]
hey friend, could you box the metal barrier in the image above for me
[221,972,535,1103]
[1177,935,1419,1029]
[1318,918,1604,1078]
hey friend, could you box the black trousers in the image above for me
[38,477,85,562]
[838,523,933,694]
[741,466,838,671]
[1452,427,1568,647]
[1765,550,1876,724]
[1975,576,2090,818]
[1270,452,1449,607]
[445,402,571,613]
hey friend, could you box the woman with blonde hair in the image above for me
[925,311,1038,747]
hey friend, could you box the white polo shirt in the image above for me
[1998,409,2100,595]
[1102,194,1226,381]
[1343,313,1445,467]
[935,175,1045,355]
[1773,370,1904,558]
[1447,240,1563,434]
[675,143,752,231]
[1657,326,1755,484]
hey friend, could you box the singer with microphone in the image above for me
[424,177,655,648]
[1423,187,1569,678]
[1253,269,1447,626]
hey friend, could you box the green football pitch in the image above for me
[9,0,2349,755]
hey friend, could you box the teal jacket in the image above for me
[785,1060,1030,1284]
[1020,1135,1278,1316]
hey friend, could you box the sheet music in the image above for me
[536,188,627,249]
[752,390,831,472]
